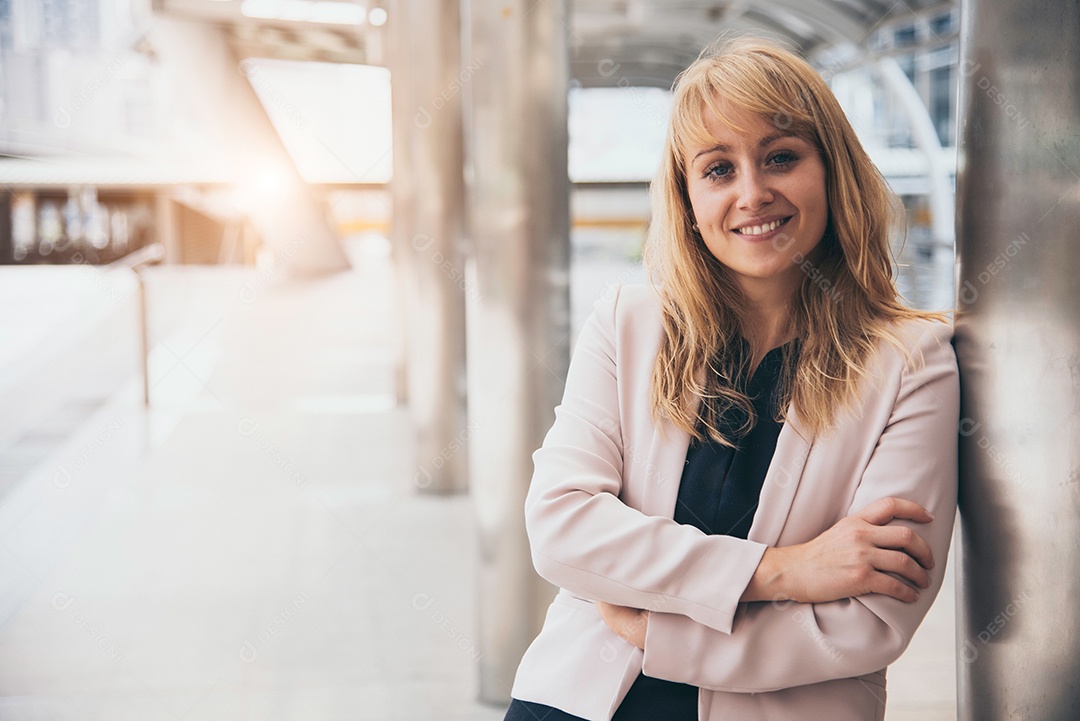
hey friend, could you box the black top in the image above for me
[611,339,797,721]
[673,340,793,538]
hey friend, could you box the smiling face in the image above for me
[683,102,829,303]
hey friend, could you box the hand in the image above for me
[596,601,648,649]
[743,497,936,605]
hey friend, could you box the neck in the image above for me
[737,278,799,361]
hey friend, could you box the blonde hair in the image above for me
[644,34,944,444]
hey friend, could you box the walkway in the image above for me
[0,239,955,720]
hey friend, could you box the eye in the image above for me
[768,150,798,168]
[704,162,733,181]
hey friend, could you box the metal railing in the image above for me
[105,243,165,406]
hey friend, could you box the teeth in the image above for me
[739,218,784,236]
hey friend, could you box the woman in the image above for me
[504,35,958,721]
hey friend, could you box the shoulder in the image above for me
[871,316,958,406]
[594,282,661,315]
[822,316,958,437]
[879,316,956,372]
[588,283,664,337]
[891,315,954,347]
[573,284,667,376]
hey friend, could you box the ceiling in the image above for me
[154,0,958,88]
[569,0,957,87]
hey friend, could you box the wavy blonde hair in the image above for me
[644,34,944,444]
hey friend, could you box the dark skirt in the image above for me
[504,672,697,721]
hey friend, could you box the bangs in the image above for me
[669,50,822,167]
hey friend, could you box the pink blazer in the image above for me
[510,284,959,721]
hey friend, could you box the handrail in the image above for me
[108,243,166,406]
[105,242,165,272]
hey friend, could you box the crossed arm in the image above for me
[596,496,937,647]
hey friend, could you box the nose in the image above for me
[735,168,774,210]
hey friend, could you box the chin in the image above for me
[729,264,804,287]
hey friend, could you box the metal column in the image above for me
[463,0,572,704]
[387,0,469,493]
[955,0,1080,718]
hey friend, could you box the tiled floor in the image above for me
[0,241,957,720]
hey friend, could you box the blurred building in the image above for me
[2,0,957,301]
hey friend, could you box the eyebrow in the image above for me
[692,132,798,161]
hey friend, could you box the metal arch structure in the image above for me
[147,1,960,97]
[875,56,956,245]
[756,0,870,46]
[569,0,958,88]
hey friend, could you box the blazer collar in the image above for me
[641,407,815,548]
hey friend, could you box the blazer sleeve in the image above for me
[525,286,768,635]
[640,320,960,692]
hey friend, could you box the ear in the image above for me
[684,209,700,234]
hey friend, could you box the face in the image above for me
[683,101,829,302]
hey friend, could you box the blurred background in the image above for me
[0,0,960,719]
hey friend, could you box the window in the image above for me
[929,65,955,146]
[895,24,917,48]
[929,12,955,36]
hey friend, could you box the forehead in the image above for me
[678,90,812,160]
[682,99,804,159]
[697,102,785,145]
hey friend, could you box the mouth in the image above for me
[732,216,793,238]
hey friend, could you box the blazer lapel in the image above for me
[640,416,692,519]
[747,407,815,546]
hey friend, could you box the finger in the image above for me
[873,524,935,570]
[865,570,922,603]
[856,497,934,526]
[870,548,931,589]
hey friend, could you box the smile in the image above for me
[733,216,792,236]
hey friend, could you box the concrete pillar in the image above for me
[387,0,469,493]
[955,0,1080,718]
[463,0,572,704]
